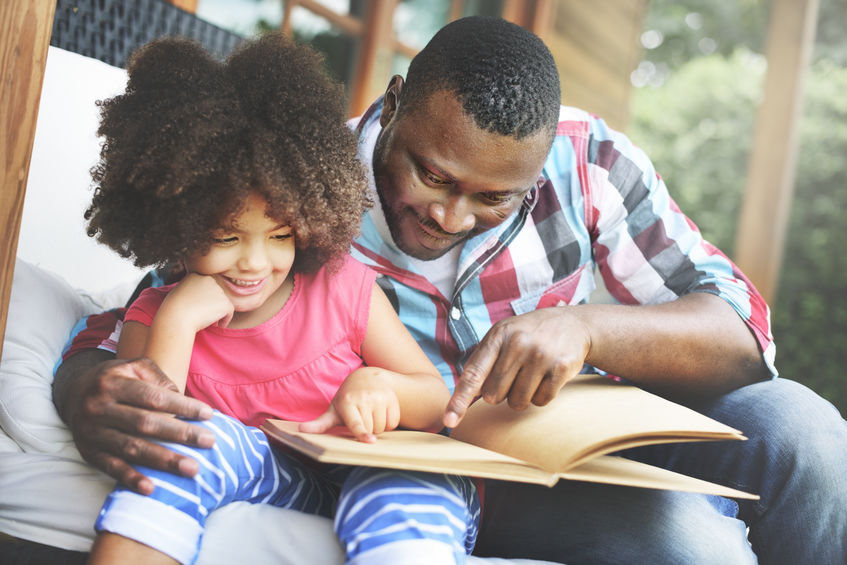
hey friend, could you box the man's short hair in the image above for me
[401,16,561,140]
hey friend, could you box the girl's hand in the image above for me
[299,368,401,443]
[161,273,235,331]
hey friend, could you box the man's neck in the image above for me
[367,186,461,299]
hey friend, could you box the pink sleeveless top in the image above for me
[125,256,376,427]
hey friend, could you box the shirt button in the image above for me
[450,307,461,320]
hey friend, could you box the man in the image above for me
[54,16,846,564]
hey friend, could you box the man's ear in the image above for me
[379,75,404,128]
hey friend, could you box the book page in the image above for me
[261,419,558,486]
[450,374,745,473]
[260,419,757,498]
[561,455,757,500]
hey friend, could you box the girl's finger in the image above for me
[298,407,340,434]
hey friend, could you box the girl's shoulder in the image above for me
[125,283,179,325]
[306,254,376,292]
[296,255,377,328]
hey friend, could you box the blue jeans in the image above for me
[474,378,847,564]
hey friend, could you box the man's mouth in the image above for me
[414,217,458,249]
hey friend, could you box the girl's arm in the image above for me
[300,283,449,441]
[118,274,234,394]
[358,284,448,429]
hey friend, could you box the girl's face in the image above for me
[185,193,295,327]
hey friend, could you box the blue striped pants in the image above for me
[95,411,480,565]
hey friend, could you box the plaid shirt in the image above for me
[350,100,776,391]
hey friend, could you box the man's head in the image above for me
[401,15,561,140]
[372,16,561,260]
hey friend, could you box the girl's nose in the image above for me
[238,242,269,271]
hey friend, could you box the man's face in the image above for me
[372,86,552,261]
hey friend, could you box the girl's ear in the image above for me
[177,258,191,278]
[379,75,404,128]
[172,260,188,282]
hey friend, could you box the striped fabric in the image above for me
[350,101,776,391]
[336,468,480,564]
[96,412,479,565]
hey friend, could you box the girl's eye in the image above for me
[212,236,237,245]
[272,233,293,241]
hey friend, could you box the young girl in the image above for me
[83,34,479,565]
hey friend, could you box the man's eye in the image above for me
[213,236,237,245]
[420,168,450,186]
[481,192,512,205]
[272,233,293,241]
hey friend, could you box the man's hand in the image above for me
[300,368,401,443]
[55,351,215,494]
[444,308,591,428]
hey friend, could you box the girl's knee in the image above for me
[336,470,479,562]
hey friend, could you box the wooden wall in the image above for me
[543,0,648,131]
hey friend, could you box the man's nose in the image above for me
[428,195,475,234]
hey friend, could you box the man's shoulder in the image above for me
[558,105,594,123]
[347,97,385,134]
[554,105,608,139]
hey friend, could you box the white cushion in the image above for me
[0,258,101,454]
[20,46,146,298]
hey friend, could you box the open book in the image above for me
[261,375,757,499]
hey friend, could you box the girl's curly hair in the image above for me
[85,33,371,274]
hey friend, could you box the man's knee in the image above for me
[476,481,755,565]
[706,378,847,473]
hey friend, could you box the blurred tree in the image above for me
[629,49,763,255]
[643,0,765,61]
[813,0,847,64]
[772,58,847,414]
[629,0,847,415]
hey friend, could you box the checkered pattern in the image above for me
[350,101,776,390]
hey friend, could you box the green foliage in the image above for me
[813,0,847,65]
[641,0,766,65]
[771,58,847,415]
[630,7,847,416]
[629,49,764,255]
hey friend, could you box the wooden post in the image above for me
[734,0,819,302]
[165,0,197,13]
[502,0,553,38]
[349,0,398,117]
[0,0,56,361]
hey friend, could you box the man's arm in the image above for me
[444,292,771,427]
[442,110,775,428]
[53,350,215,495]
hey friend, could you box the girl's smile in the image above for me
[185,193,296,328]
[221,276,267,294]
